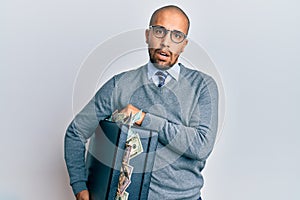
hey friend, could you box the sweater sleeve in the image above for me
[64,77,115,195]
[141,76,219,161]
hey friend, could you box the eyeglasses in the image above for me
[149,25,187,44]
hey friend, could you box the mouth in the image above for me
[155,49,171,60]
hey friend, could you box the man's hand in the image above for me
[120,104,145,126]
[76,190,89,200]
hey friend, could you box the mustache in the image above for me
[151,48,173,57]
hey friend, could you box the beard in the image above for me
[148,48,179,70]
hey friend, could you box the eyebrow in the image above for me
[151,25,186,34]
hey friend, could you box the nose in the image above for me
[160,31,172,48]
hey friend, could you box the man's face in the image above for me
[145,9,189,70]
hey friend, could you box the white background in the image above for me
[1,0,299,199]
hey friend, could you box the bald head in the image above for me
[149,5,190,35]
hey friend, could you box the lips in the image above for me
[155,49,171,60]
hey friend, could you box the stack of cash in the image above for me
[109,110,144,200]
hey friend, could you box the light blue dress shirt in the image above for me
[147,61,180,87]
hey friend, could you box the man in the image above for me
[65,5,218,200]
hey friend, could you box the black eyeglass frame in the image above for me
[149,25,187,44]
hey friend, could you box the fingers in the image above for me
[120,104,139,116]
[119,104,145,126]
[76,190,89,200]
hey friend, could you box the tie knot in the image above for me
[155,71,168,87]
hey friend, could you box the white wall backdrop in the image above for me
[1,0,299,199]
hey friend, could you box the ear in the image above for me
[145,29,150,44]
[180,39,189,53]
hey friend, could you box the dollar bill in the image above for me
[131,109,143,124]
[124,112,133,125]
[117,162,133,195]
[109,109,143,126]
[122,144,132,164]
[112,111,127,124]
[121,163,134,180]
[115,191,129,200]
[117,173,131,196]
[127,133,143,159]
[127,128,134,138]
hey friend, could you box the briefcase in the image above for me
[86,120,158,200]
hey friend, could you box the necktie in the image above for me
[155,71,168,87]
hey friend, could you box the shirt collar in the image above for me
[147,61,180,81]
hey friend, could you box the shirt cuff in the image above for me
[72,181,87,196]
[141,113,165,131]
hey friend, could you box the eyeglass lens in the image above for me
[151,26,186,43]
